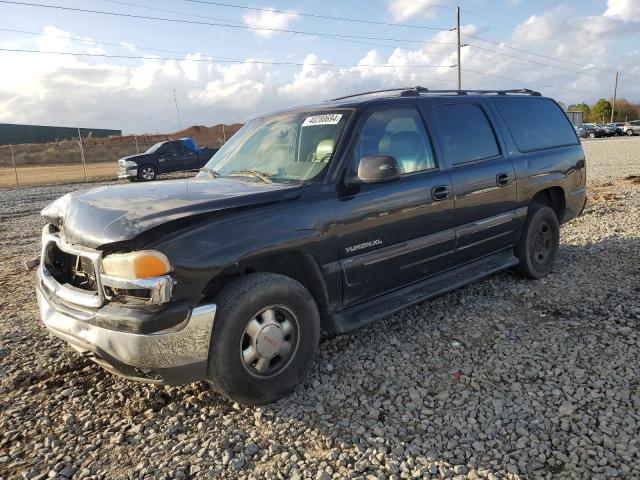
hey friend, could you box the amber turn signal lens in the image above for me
[102,251,171,279]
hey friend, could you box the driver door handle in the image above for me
[431,185,451,201]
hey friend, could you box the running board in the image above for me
[331,249,518,334]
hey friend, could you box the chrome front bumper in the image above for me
[36,228,216,384]
[117,164,137,178]
[36,269,216,384]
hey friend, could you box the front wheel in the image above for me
[588,132,596,139]
[137,164,157,181]
[206,273,320,405]
[626,129,635,136]
[514,204,560,279]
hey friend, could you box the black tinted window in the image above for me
[163,142,182,155]
[492,97,579,152]
[434,103,499,165]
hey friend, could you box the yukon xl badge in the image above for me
[345,239,383,254]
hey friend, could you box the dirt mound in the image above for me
[174,123,243,148]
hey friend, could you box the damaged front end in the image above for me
[33,223,216,385]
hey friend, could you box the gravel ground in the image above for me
[1,138,639,479]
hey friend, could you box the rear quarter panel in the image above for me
[486,98,587,224]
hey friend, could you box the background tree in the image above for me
[611,99,640,122]
[590,98,612,123]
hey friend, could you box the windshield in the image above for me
[145,142,165,154]
[199,110,351,183]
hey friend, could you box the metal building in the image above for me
[564,111,584,126]
[0,123,121,145]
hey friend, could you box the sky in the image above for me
[0,0,639,133]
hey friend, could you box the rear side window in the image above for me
[433,103,500,165]
[492,97,579,152]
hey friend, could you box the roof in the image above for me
[259,86,547,119]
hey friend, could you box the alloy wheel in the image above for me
[141,166,155,180]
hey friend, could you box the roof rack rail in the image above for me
[420,88,541,96]
[329,86,429,101]
[329,86,541,102]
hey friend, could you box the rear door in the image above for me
[183,145,201,170]
[157,141,187,173]
[336,105,456,306]
[428,99,518,264]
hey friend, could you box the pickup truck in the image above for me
[33,87,586,405]
[117,137,218,181]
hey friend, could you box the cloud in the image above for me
[242,9,300,38]
[605,0,640,23]
[387,0,452,21]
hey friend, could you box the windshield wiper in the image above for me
[227,169,273,183]
[199,167,221,178]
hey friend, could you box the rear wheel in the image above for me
[514,204,560,279]
[206,273,320,405]
[137,164,157,181]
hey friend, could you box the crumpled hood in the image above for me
[43,177,303,248]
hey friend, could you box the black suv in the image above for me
[33,87,586,405]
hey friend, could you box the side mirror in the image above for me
[354,155,400,184]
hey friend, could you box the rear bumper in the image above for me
[563,187,587,223]
[36,269,216,385]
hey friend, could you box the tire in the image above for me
[626,129,634,136]
[588,132,596,139]
[514,204,560,279]
[137,164,157,181]
[206,273,320,405]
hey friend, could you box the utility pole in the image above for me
[77,123,87,182]
[456,6,461,90]
[9,144,19,188]
[173,89,183,132]
[610,71,619,123]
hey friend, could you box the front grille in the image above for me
[44,243,98,292]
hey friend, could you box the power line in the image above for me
[0,1,457,46]
[461,67,603,95]
[99,0,400,51]
[1,26,459,63]
[461,32,619,75]
[0,27,230,58]
[181,0,451,31]
[468,44,613,81]
[0,47,456,69]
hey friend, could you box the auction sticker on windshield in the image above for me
[302,114,343,127]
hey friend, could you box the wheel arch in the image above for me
[202,251,332,328]
[530,186,566,222]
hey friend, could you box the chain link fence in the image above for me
[0,125,241,189]
[0,135,200,189]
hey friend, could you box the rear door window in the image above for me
[433,103,500,165]
[164,142,183,155]
[492,97,579,152]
